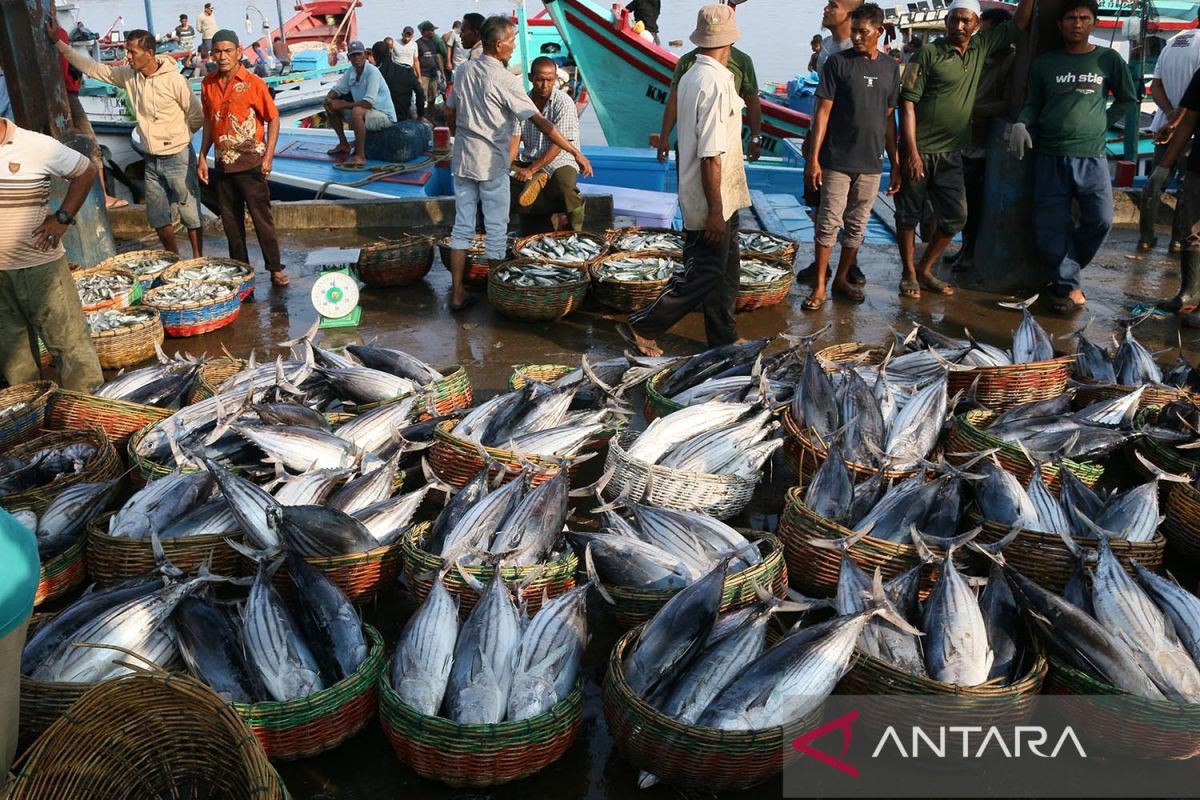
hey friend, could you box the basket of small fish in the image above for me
[73,266,139,312]
[46,388,171,449]
[607,226,685,254]
[508,363,573,390]
[602,405,781,519]
[380,571,587,787]
[509,353,663,398]
[640,336,779,422]
[735,255,793,312]
[737,228,798,262]
[590,251,681,312]
[86,306,164,369]
[1,428,121,515]
[93,248,180,291]
[356,235,436,288]
[438,234,513,285]
[10,671,286,800]
[602,570,843,793]
[161,257,256,300]
[0,381,56,449]
[513,230,608,266]
[142,280,241,338]
[487,260,591,322]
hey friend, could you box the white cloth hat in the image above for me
[947,0,982,14]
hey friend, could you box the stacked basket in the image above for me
[86,512,243,586]
[93,248,180,291]
[438,234,513,285]
[944,410,1103,489]
[142,280,241,337]
[73,266,139,312]
[87,306,164,369]
[1163,480,1200,564]
[946,356,1075,411]
[45,389,171,448]
[429,419,571,488]
[508,363,573,391]
[488,259,591,322]
[782,407,920,486]
[357,236,436,288]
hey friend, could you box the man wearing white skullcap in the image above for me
[894,0,1033,299]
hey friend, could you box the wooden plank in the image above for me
[872,191,898,238]
[750,189,792,238]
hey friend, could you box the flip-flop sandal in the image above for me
[1049,296,1085,315]
[270,272,290,287]
[919,277,955,295]
[801,295,825,311]
[898,279,921,299]
[833,285,865,303]
[449,292,480,312]
[615,322,659,357]
[332,162,368,172]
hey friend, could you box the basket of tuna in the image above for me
[1071,320,1199,409]
[602,403,781,519]
[607,226,684,254]
[142,280,241,337]
[402,471,577,615]
[513,229,608,266]
[735,255,792,312]
[640,336,779,421]
[46,388,171,448]
[356,235,436,287]
[1,427,121,515]
[738,228,798,262]
[380,571,587,787]
[73,266,139,312]
[94,248,180,291]
[85,306,164,369]
[438,233,513,285]
[339,344,474,417]
[1018,550,1200,759]
[1134,399,1200,478]
[1164,478,1200,563]
[161,257,255,300]
[488,260,590,321]
[26,475,123,606]
[0,381,55,449]
[602,568,848,793]
[590,251,681,312]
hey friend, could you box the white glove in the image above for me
[1009,122,1033,160]
[1146,166,1171,196]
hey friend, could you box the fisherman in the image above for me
[801,3,900,310]
[444,15,593,311]
[1140,14,1200,254]
[389,29,425,119]
[808,34,823,72]
[175,14,198,67]
[1010,0,1136,315]
[0,115,104,392]
[373,41,423,122]
[625,0,662,44]
[272,36,292,74]
[510,56,586,234]
[198,30,288,287]
[1150,59,1200,323]
[417,21,446,109]
[445,21,467,77]
[621,4,750,357]
[460,14,486,62]
[322,40,398,167]
[895,0,1033,299]
[0,510,38,781]
[51,25,206,258]
[198,3,220,59]
[251,41,273,77]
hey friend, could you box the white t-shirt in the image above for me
[676,55,750,229]
[1152,29,1200,132]
[816,36,852,73]
[392,39,419,68]
[0,120,89,269]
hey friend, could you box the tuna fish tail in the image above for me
[1133,450,1191,482]
[997,294,1039,312]
[583,543,616,605]
[866,567,923,636]
[808,526,872,552]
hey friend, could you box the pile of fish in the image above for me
[15,478,120,558]
[654,337,797,407]
[593,255,683,282]
[146,282,234,305]
[974,390,1144,460]
[611,230,683,253]
[737,230,794,256]
[739,259,791,283]
[492,263,583,287]
[87,308,155,334]
[120,252,178,279]
[164,261,249,284]
[622,400,781,478]
[521,351,676,407]
[0,442,99,498]
[1072,318,1200,390]
[893,297,1055,366]
[94,350,202,408]
[390,570,587,723]
[1142,398,1200,454]
[75,272,133,306]
[515,233,604,263]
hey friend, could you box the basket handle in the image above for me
[69,641,170,675]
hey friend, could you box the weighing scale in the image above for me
[306,248,363,329]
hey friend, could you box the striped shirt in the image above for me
[520,89,579,175]
[0,120,89,270]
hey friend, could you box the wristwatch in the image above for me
[749,135,762,144]
[54,209,76,226]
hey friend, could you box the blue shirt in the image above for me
[0,509,39,638]
[0,75,12,122]
[333,62,397,124]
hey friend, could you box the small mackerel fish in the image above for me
[75,272,133,304]
[515,233,603,262]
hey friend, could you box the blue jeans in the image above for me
[450,173,509,261]
[144,147,202,231]
[1033,154,1113,296]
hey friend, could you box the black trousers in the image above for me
[392,66,425,119]
[215,167,283,272]
[630,215,739,347]
[960,153,986,258]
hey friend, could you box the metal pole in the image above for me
[276,0,287,46]
[143,0,154,34]
[518,0,531,91]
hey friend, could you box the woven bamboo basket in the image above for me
[814,341,888,369]
[968,513,1165,593]
[589,250,678,312]
[438,234,513,285]
[606,226,685,253]
[944,410,1104,489]
[37,338,52,368]
[738,228,798,261]
[1044,656,1200,759]
[232,623,385,760]
[86,306,164,369]
[93,248,180,291]
[85,512,243,586]
[142,280,241,337]
[487,259,591,322]
[603,626,818,792]
[1159,480,1200,564]
[33,538,87,607]
[263,537,407,604]
[352,365,475,419]
[126,420,199,484]
[1,428,120,514]
[1071,378,1196,411]
[512,230,609,266]
[782,408,922,486]
[1134,406,1200,477]
[356,236,436,288]
[379,666,583,788]
[46,388,171,448]
[11,671,286,800]
[187,356,247,404]
[508,363,573,391]
[641,367,683,421]
[0,381,55,449]
[602,430,759,520]
[18,616,87,745]
[73,266,139,312]
[401,522,577,615]
[601,532,788,629]
[160,257,256,300]
[946,355,1075,411]
[429,419,568,489]
[735,254,793,312]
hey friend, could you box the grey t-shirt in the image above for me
[816,35,852,72]
[816,49,900,174]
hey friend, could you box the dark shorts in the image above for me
[894,151,968,236]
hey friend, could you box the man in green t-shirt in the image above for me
[1010,0,1137,315]
[895,0,1033,299]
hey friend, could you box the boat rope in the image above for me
[312,147,451,199]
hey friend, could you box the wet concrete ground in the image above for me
[128,221,1192,800]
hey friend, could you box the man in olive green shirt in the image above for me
[895,0,1033,298]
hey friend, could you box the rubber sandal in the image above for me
[919,276,955,295]
[449,291,480,312]
[1048,296,1085,315]
[801,295,825,311]
[270,272,290,287]
[518,171,549,207]
[615,322,660,357]
[898,279,921,299]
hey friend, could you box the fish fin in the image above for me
[581,352,621,399]
[453,558,486,594]
[807,526,872,552]
[420,457,455,499]
[917,525,982,558]
[997,294,1039,311]
[152,338,171,365]
[968,527,1020,565]
[570,466,614,499]
[225,537,281,563]
[779,323,831,349]
[1133,450,1191,482]
[149,530,184,580]
[279,317,321,348]
[590,493,627,515]
[584,543,615,605]
[909,525,937,564]
[868,567,922,636]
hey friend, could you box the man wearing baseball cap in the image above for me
[323,40,398,166]
[894,0,1033,299]
[417,21,446,110]
[622,4,750,356]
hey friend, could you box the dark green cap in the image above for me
[211,29,240,47]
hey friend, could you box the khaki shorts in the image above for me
[340,107,394,131]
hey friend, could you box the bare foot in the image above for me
[271,272,290,287]
[632,331,662,357]
[326,144,352,158]
[346,155,367,167]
